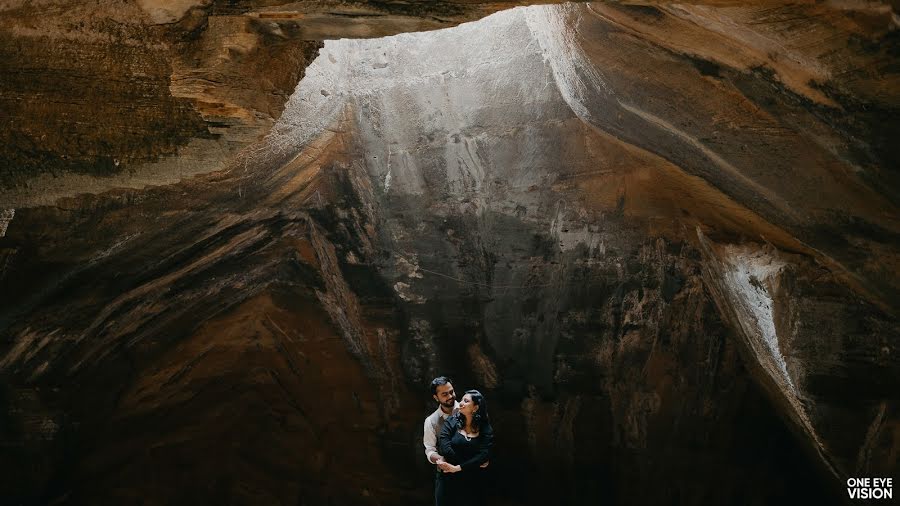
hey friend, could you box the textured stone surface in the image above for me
[0,2,898,506]
[0,0,577,206]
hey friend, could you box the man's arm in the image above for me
[423,418,444,464]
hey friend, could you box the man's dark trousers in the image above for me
[434,469,446,506]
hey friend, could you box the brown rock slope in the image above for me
[0,0,573,206]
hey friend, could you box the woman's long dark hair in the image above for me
[459,389,490,431]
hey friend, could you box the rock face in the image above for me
[0,2,897,506]
[0,0,568,207]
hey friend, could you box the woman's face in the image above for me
[458,393,479,418]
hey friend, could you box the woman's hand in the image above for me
[438,462,462,473]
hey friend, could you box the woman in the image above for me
[438,389,493,505]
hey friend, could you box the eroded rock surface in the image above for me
[0,0,575,206]
[0,2,897,505]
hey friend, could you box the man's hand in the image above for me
[437,461,455,473]
[479,460,490,468]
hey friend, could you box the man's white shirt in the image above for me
[423,401,459,464]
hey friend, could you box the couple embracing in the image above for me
[423,376,493,506]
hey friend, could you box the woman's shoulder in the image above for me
[443,413,463,429]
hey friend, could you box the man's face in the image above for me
[433,383,456,409]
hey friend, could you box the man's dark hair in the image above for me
[430,376,452,395]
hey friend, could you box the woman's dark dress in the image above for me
[438,413,493,505]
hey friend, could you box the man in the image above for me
[423,376,487,505]
[424,376,458,505]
